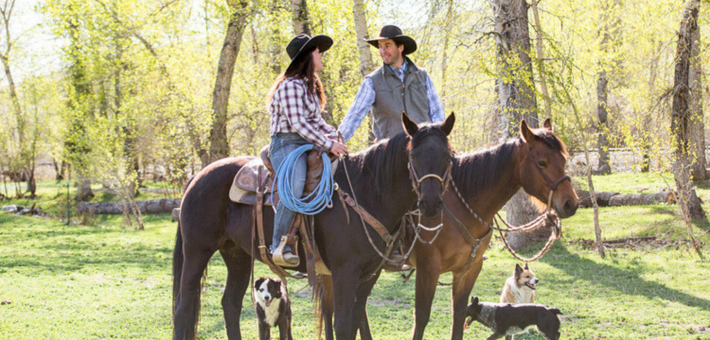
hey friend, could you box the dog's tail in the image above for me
[549,307,562,315]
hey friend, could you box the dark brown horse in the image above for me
[319,119,578,340]
[172,113,456,340]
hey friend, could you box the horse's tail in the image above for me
[172,222,183,316]
[313,274,325,340]
[172,174,204,339]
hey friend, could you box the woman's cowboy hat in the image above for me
[286,34,333,68]
[365,25,417,55]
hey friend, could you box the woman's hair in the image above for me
[266,48,326,110]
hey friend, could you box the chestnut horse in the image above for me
[319,119,578,340]
[172,114,456,340]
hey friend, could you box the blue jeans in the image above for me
[269,133,309,253]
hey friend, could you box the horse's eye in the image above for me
[538,160,547,168]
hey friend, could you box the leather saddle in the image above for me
[229,145,338,206]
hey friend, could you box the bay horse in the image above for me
[318,118,578,340]
[172,113,456,340]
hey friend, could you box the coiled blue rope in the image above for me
[272,144,334,215]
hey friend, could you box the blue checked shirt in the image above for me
[338,60,446,142]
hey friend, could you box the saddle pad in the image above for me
[234,159,275,193]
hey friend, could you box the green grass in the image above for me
[1,176,710,339]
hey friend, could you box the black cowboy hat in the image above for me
[365,25,417,55]
[286,34,333,68]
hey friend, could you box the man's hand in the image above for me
[330,141,348,158]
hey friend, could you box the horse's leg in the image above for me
[352,272,379,340]
[411,259,441,340]
[358,310,373,340]
[450,261,484,340]
[332,266,361,340]
[318,275,335,340]
[220,246,253,340]
[321,274,373,340]
[174,246,215,340]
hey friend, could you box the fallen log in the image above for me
[608,191,675,206]
[78,198,181,215]
[575,190,619,207]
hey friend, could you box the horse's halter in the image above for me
[527,146,570,212]
[408,155,452,201]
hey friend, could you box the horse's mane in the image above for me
[452,139,518,197]
[342,132,410,196]
[344,124,450,196]
[452,128,567,197]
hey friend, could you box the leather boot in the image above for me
[272,236,299,267]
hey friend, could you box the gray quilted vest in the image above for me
[368,58,430,140]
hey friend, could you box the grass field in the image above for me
[1,173,710,339]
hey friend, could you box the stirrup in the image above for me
[272,236,300,267]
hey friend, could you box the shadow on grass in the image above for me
[540,245,710,311]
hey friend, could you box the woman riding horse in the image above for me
[172,35,457,340]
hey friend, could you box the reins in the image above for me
[447,145,571,263]
[340,146,453,281]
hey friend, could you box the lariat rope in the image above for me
[273,144,334,215]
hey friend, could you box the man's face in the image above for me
[378,39,404,67]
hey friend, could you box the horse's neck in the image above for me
[454,141,523,221]
[342,153,415,230]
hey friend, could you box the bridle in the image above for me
[408,157,452,201]
[527,146,570,211]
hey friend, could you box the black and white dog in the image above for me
[254,277,293,340]
[465,296,561,340]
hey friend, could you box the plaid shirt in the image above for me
[269,77,336,149]
[338,60,445,142]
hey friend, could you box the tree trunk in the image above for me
[493,0,541,249]
[596,71,611,174]
[530,0,550,116]
[688,17,706,181]
[352,0,374,77]
[66,2,94,202]
[671,0,705,222]
[290,0,311,35]
[352,0,376,143]
[208,0,251,166]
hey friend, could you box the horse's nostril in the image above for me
[564,200,571,212]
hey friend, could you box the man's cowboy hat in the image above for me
[365,25,417,55]
[286,34,333,68]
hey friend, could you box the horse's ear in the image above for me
[543,118,553,131]
[402,112,419,137]
[519,120,536,144]
[441,112,456,136]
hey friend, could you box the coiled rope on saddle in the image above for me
[273,144,334,215]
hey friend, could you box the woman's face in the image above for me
[312,48,323,72]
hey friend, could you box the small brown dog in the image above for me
[500,263,538,304]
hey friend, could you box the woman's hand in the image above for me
[330,141,349,158]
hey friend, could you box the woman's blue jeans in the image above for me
[269,133,309,253]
